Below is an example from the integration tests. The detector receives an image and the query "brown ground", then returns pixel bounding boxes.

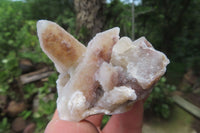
[143,106,197,133]
[192,119,200,133]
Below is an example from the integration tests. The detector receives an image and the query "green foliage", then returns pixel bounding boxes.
[186,56,200,76]
[19,110,32,120]
[33,73,57,131]
[166,62,186,85]
[56,9,76,36]
[27,0,74,20]
[22,73,58,132]
[144,77,176,119]
[22,72,57,100]
[16,20,51,63]
[105,0,132,37]
[23,83,38,100]
[101,115,111,129]
[0,0,24,55]
[0,0,51,99]
[0,51,20,96]
[33,96,56,132]
[0,0,23,96]
[0,117,10,133]
[46,73,58,88]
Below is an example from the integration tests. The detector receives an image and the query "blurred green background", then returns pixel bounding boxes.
[0,0,199,132]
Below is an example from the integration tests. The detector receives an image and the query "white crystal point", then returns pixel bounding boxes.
[112,37,132,54]
[37,20,169,121]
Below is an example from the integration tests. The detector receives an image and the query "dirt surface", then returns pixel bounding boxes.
[192,119,200,133]
[142,106,197,133]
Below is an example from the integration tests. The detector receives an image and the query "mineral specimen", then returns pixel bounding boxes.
[37,20,169,121]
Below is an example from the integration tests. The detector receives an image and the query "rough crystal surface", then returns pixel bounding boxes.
[37,20,170,121]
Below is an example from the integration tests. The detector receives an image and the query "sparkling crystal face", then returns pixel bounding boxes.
[37,20,170,121]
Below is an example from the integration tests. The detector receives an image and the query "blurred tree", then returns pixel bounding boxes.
[74,0,105,43]
[136,0,198,58]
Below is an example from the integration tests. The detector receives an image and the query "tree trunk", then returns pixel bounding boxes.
[74,0,105,43]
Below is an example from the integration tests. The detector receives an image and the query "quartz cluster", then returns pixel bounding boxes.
[37,20,169,121]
